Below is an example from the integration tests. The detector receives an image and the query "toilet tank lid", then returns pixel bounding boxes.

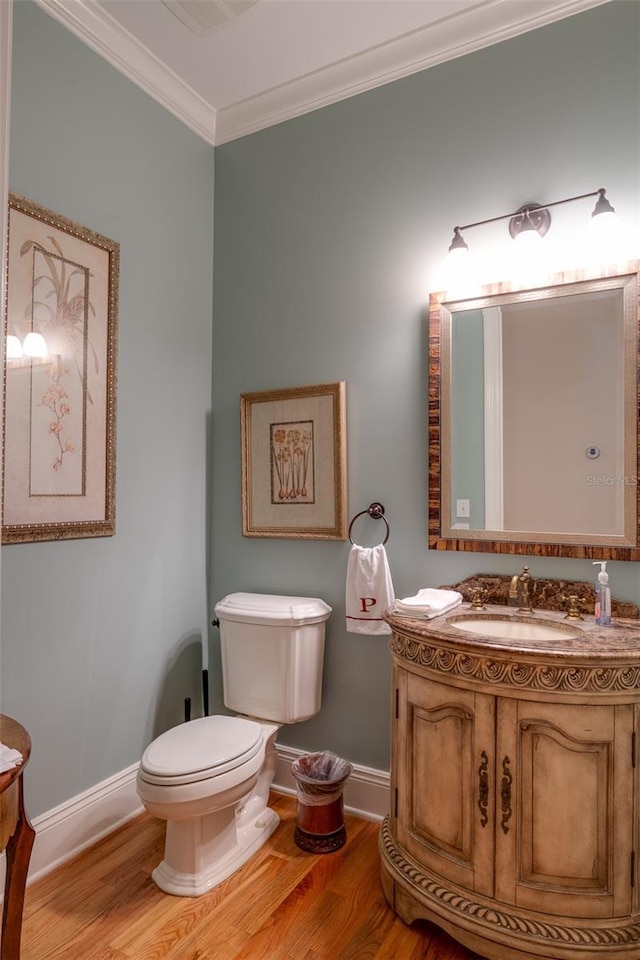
[215,592,331,626]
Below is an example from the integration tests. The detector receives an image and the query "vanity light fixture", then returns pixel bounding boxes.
[445,187,617,260]
[447,226,469,257]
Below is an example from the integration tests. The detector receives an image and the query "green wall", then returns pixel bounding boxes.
[3,1,214,816]
[211,1,640,771]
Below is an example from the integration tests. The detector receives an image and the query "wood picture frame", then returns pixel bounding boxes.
[3,193,119,543]
[241,381,347,539]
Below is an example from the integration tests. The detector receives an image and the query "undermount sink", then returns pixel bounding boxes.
[447,615,582,641]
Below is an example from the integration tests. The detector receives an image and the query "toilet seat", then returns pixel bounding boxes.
[139,715,263,786]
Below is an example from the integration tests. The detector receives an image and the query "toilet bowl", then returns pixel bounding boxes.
[137,714,280,896]
[137,592,331,896]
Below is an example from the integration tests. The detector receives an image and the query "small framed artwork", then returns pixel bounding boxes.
[241,381,347,539]
[3,193,119,544]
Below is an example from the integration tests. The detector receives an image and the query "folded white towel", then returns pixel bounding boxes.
[392,588,462,620]
[345,544,395,635]
[0,742,23,774]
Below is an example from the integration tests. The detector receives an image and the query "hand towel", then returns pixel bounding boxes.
[0,742,23,774]
[345,544,395,635]
[392,588,462,620]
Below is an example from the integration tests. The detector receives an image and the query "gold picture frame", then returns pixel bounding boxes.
[3,193,119,544]
[241,381,347,539]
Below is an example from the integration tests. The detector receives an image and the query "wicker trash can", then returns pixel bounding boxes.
[290,751,352,853]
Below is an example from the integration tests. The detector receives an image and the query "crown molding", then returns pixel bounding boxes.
[32,0,608,146]
[215,0,609,144]
[32,0,217,144]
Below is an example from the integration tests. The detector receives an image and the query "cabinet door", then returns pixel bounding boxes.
[495,699,634,919]
[395,670,495,896]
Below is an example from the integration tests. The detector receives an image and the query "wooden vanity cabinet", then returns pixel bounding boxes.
[394,672,496,898]
[380,613,640,960]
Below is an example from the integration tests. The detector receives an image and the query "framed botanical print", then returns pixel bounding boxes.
[3,193,119,543]
[241,381,347,539]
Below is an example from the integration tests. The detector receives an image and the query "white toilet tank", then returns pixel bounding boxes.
[214,592,331,724]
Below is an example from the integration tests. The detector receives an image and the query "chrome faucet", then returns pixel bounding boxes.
[509,565,534,612]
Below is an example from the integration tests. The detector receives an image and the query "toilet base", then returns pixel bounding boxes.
[152,805,280,897]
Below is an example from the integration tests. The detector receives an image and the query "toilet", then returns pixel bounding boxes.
[136,592,331,896]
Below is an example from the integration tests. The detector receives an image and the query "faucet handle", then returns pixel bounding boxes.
[562,594,585,621]
[469,587,487,610]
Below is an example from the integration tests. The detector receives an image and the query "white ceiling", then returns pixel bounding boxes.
[35,0,609,144]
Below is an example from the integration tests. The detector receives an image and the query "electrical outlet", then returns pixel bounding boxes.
[456,499,470,518]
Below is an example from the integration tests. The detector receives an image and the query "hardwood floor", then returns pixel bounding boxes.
[19,793,481,960]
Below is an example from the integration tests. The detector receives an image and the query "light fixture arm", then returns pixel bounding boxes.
[453,188,609,235]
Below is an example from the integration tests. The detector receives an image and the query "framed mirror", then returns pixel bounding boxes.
[428,263,640,559]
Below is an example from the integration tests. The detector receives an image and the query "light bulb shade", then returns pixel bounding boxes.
[448,228,469,254]
[589,190,619,249]
[591,189,615,219]
[508,204,551,244]
[22,331,48,358]
[513,222,544,247]
[587,194,622,263]
[6,335,24,359]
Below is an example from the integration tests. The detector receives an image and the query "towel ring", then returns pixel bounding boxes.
[348,502,390,546]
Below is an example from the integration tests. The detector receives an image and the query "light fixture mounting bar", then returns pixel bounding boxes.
[453,188,607,234]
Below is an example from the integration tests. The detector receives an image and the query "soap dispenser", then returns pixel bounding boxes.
[592,561,611,626]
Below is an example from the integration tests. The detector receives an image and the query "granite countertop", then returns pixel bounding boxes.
[385,602,640,661]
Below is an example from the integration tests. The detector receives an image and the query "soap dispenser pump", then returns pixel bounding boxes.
[592,561,611,626]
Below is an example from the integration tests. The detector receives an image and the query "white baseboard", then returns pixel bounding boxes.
[0,748,389,889]
[0,762,144,891]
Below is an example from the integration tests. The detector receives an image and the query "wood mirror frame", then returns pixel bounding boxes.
[428,262,640,560]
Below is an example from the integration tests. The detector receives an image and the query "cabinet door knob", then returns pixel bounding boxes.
[500,755,513,834]
[478,750,489,828]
